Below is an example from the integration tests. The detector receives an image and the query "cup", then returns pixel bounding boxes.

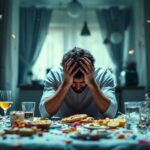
[10,111,24,125]
[124,101,140,129]
[139,101,150,129]
[22,102,35,121]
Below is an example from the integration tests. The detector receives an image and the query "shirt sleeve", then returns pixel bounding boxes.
[100,69,118,118]
[39,70,58,118]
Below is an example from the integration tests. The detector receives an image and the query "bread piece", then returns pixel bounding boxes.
[4,128,19,134]
[18,128,35,136]
[62,127,77,133]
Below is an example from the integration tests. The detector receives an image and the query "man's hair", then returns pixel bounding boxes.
[61,47,95,78]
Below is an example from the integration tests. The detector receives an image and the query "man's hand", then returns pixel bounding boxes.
[45,58,79,117]
[79,57,94,85]
[63,58,79,86]
[79,57,112,115]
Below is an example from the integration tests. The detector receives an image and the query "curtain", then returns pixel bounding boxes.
[144,0,150,92]
[0,0,12,89]
[96,7,130,84]
[18,7,52,84]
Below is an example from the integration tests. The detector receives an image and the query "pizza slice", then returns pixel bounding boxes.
[80,117,94,123]
[61,114,88,123]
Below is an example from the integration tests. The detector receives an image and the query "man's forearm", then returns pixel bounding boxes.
[45,82,70,116]
[87,79,110,113]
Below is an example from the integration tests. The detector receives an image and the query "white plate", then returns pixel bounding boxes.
[91,129,111,138]
[71,130,111,140]
[49,123,62,128]
[83,123,108,129]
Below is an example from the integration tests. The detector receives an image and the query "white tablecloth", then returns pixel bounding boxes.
[0,128,150,150]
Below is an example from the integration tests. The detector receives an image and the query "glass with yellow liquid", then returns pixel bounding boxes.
[0,101,13,112]
[0,90,13,127]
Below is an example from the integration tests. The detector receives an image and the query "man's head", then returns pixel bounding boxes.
[61,47,95,93]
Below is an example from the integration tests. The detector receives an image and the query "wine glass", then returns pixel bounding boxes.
[0,90,13,127]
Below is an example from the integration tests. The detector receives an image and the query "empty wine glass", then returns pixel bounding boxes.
[0,90,13,127]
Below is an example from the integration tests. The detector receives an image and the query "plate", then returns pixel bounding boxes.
[91,129,111,138]
[83,123,108,130]
[70,130,110,141]
[32,120,51,129]
[51,116,62,121]
[49,123,62,129]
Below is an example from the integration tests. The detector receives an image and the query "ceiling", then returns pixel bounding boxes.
[19,0,134,25]
[20,0,133,9]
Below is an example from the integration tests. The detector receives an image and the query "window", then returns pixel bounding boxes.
[32,10,115,80]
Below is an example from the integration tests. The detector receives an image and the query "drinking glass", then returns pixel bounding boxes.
[139,101,150,130]
[0,90,13,127]
[124,101,140,130]
[10,111,25,126]
[22,102,35,121]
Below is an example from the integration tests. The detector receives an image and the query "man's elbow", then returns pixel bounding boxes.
[104,102,118,118]
[39,101,51,118]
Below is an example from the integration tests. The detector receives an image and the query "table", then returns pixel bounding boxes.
[0,123,150,150]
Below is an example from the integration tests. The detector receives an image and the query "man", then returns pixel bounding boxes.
[39,47,117,118]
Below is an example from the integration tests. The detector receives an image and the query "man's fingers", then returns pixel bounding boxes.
[67,58,74,67]
[79,67,86,75]
[68,62,77,74]
[79,61,89,73]
[81,58,93,71]
[84,57,91,64]
[72,68,80,76]
[64,58,74,72]
[63,58,71,71]
[64,58,71,66]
